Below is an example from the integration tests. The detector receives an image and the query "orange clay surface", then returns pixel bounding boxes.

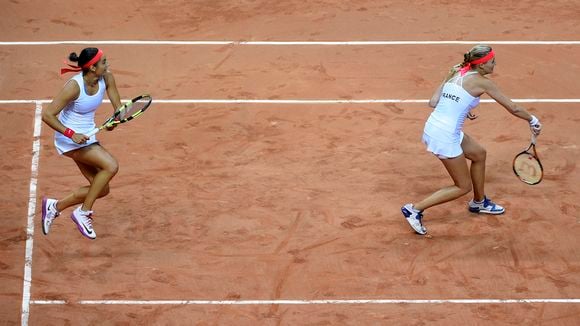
[1,0,579,325]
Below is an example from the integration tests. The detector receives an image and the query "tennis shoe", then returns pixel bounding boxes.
[41,197,60,235]
[71,207,96,239]
[401,204,427,235]
[468,196,505,215]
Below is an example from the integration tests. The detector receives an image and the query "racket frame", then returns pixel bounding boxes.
[512,134,543,185]
[86,94,152,137]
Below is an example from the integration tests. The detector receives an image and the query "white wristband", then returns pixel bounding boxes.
[529,115,539,126]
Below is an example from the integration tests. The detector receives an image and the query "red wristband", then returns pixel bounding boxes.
[63,128,75,138]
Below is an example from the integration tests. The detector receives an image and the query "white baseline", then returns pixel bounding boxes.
[2,40,580,46]
[30,299,580,305]
[1,99,580,105]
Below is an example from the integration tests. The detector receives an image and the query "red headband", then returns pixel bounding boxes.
[459,50,495,76]
[60,49,104,75]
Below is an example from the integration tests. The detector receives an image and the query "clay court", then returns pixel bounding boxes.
[1,0,579,325]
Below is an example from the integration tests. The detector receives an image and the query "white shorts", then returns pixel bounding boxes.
[54,132,98,155]
[422,131,464,159]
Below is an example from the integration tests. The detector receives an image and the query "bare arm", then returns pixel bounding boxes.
[482,78,542,134]
[429,82,445,108]
[483,79,533,121]
[104,72,122,111]
[429,66,460,108]
[41,81,89,144]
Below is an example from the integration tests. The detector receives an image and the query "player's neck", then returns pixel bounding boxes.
[82,73,99,86]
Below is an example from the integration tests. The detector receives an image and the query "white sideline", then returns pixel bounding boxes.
[20,102,43,326]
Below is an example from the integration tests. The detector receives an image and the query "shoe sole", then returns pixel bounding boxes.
[468,207,505,215]
[41,197,48,235]
[70,214,96,240]
[405,217,427,235]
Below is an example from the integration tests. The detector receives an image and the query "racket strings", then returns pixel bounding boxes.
[514,153,542,184]
[119,99,149,120]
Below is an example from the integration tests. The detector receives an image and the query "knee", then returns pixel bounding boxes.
[103,160,119,175]
[458,181,473,195]
[472,148,487,162]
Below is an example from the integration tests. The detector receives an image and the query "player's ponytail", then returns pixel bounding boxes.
[68,52,80,63]
[61,47,102,75]
[444,45,493,81]
[69,48,99,69]
[459,45,493,70]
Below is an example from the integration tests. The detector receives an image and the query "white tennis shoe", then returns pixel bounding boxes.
[401,204,427,235]
[468,196,505,215]
[71,207,96,239]
[41,197,60,235]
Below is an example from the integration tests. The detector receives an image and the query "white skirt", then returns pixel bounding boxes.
[422,130,464,159]
[54,132,98,155]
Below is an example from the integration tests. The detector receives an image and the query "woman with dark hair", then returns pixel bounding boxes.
[41,48,122,240]
[401,45,543,235]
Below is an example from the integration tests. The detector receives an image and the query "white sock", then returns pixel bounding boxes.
[474,197,485,204]
[409,204,421,213]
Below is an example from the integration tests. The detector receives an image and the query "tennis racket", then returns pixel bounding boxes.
[513,134,543,185]
[86,94,152,137]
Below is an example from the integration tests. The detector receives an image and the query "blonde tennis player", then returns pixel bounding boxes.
[402,45,542,235]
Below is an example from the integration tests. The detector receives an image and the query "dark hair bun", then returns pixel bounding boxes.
[463,52,470,63]
[68,52,79,62]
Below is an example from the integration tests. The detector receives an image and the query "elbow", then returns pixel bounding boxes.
[428,100,438,108]
[41,110,55,123]
[41,110,50,123]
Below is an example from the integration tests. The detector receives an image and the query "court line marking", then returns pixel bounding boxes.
[2,40,580,46]
[5,37,573,323]
[1,99,580,105]
[20,102,43,326]
[30,299,580,305]
[15,100,579,320]
[8,37,576,322]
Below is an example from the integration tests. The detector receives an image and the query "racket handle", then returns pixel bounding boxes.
[86,128,100,137]
[531,133,537,145]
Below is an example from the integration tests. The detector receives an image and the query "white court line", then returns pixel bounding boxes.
[1,99,580,105]
[30,299,580,305]
[2,40,580,46]
[20,102,43,326]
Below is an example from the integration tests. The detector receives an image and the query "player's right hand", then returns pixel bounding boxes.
[531,122,542,136]
[71,133,89,144]
[529,115,542,136]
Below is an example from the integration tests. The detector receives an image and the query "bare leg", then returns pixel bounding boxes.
[461,133,487,202]
[55,160,110,211]
[61,144,118,211]
[413,154,473,211]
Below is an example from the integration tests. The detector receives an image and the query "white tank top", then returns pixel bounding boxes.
[58,73,106,134]
[424,72,480,140]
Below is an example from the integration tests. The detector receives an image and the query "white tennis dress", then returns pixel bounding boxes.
[54,73,105,155]
[422,72,480,159]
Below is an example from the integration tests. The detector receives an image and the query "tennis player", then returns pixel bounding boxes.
[41,48,121,239]
[402,45,543,235]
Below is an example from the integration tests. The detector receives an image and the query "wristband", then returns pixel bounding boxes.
[529,115,539,126]
[63,128,75,138]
